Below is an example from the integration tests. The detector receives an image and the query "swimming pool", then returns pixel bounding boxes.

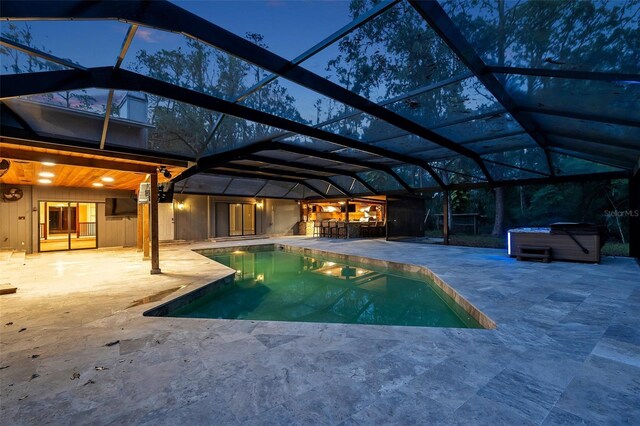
[160,247,483,329]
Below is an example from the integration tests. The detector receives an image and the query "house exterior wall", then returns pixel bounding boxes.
[0,185,31,252]
[0,185,137,253]
[170,194,300,241]
[174,194,209,241]
[1,185,301,252]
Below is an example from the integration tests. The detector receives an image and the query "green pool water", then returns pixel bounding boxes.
[170,250,481,328]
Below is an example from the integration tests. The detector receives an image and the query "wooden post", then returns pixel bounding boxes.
[150,172,161,274]
[76,203,80,238]
[142,203,150,260]
[443,191,450,245]
[630,170,639,260]
[345,200,350,238]
[43,202,48,240]
[137,202,143,251]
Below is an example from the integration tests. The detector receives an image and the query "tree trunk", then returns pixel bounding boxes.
[608,195,626,244]
[492,187,505,236]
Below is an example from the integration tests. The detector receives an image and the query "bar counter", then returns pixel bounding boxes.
[299,221,384,238]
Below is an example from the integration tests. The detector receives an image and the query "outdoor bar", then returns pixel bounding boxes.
[299,197,386,238]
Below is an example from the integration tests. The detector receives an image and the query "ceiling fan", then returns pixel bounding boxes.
[2,186,24,202]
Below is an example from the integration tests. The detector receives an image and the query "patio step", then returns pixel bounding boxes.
[517,245,551,263]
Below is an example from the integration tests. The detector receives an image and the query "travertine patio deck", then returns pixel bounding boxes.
[1,237,638,424]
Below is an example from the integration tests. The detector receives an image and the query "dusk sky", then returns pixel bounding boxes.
[1,1,354,68]
[1,1,359,121]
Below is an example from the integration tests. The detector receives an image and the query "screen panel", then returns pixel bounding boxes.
[442,0,639,74]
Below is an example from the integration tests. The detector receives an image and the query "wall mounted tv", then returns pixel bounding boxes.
[105,197,138,217]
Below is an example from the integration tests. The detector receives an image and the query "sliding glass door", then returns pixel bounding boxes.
[39,201,97,251]
[229,203,256,236]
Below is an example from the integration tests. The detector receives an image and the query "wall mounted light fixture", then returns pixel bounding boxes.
[158,166,172,179]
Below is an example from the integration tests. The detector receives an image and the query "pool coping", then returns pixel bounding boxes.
[144,243,496,330]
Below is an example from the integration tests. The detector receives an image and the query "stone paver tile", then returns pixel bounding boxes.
[555,376,640,424]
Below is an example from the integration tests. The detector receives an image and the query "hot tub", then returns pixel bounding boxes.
[508,223,606,263]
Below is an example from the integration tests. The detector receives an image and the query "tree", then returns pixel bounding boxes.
[131,34,306,158]
[1,23,97,112]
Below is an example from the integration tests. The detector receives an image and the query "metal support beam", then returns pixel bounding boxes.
[0,0,490,184]
[282,183,301,199]
[262,141,419,194]
[199,170,325,199]
[173,141,271,182]
[445,170,629,191]
[405,129,527,158]
[0,36,87,71]
[487,66,640,83]
[202,0,399,149]
[254,72,475,147]
[0,67,446,189]
[296,104,505,148]
[442,190,450,245]
[518,106,640,128]
[482,158,550,177]
[630,165,640,260]
[410,0,555,177]
[547,147,633,171]
[115,24,138,69]
[547,143,637,170]
[287,71,475,137]
[99,90,114,150]
[213,163,352,197]
[1,128,190,167]
[0,102,37,135]
[253,180,270,197]
[100,24,139,150]
[245,154,380,195]
[545,129,640,153]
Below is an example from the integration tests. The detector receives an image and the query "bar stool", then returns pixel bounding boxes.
[337,221,347,239]
[312,221,322,237]
[329,221,338,238]
[362,220,376,238]
[321,220,330,237]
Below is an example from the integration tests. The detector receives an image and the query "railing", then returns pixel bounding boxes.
[78,222,96,237]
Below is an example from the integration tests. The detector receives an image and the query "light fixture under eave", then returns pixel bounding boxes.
[102,177,115,182]
[39,171,55,178]
[158,166,172,179]
[38,178,52,184]
[256,201,264,209]
[41,162,56,167]
[177,201,185,210]
[92,182,104,187]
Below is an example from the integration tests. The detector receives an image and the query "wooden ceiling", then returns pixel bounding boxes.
[0,142,184,191]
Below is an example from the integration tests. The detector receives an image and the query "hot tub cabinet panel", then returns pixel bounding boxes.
[508,229,601,263]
